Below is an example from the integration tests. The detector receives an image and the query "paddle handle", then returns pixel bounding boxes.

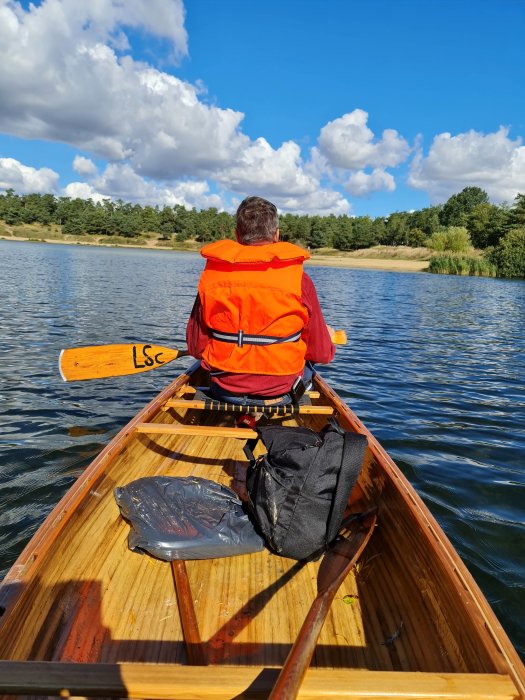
[331,329,347,345]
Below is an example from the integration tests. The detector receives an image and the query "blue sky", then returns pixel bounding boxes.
[0,0,524,217]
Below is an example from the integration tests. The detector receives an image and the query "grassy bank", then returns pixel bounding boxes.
[428,254,497,276]
[0,221,433,272]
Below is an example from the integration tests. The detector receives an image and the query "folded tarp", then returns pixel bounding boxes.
[114,476,265,561]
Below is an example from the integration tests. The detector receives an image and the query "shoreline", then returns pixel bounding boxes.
[0,235,431,273]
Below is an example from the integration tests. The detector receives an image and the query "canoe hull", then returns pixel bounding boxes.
[0,364,523,698]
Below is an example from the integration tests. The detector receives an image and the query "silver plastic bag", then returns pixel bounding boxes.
[114,476,264,560]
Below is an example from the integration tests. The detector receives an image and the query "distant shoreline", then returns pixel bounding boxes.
[0,234,431,273]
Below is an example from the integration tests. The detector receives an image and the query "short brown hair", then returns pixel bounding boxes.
[235,196,279,244]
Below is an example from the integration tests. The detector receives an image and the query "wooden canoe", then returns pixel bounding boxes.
[0,362,523,699]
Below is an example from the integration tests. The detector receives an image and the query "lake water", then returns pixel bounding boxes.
[0,239,524,658]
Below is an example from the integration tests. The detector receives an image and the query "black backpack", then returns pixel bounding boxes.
[244,419,367,561]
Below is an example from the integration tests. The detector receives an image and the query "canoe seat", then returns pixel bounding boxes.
[163,397,334,416]
[163,387,333,416]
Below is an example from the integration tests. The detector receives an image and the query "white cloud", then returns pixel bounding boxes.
[318,109,411,170]
[0,0,352,215]
[73,156,98,177]
[409,126,525,204]
[0,1,234,171]
[345,169,395,196]
[274,190,351,216]
[0,157,59,193]
[62,181,108,203]
[91,163,224,210]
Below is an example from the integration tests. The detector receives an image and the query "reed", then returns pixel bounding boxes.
[428,254,497,277]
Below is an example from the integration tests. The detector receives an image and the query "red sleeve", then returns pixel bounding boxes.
[186,295,211,358]
[301,273,335,364]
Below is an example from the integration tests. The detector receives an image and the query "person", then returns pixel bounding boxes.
[186,196,335,405]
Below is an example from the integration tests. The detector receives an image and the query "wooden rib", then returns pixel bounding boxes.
[170,561,206,666]
[0,662,518,699]
[135,423,258,438]
[163,398,333,415]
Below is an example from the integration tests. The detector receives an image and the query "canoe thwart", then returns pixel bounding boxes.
[135,423,258,439]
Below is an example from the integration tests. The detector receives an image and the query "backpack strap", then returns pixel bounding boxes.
[326,431,368,544]
[243,436,259,462]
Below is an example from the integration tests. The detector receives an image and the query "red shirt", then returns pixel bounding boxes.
[186,272,335,396]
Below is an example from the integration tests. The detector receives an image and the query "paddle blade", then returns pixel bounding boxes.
[331,329,347,345]
[59,343,183,382]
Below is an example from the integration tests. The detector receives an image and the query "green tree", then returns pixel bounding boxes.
[440,187,489,227]
[467,203,509,248]
[140,205,160,232]
[306,217,327,249]
[333,217,354,250]
[58,198,96,234]
[322,215,339,248]
[278,213,295,241]
[83,204,110,235]
[352,216,375,248]
[158,206,177,238]
[406,228,427,246]
[508,193,525,228]
[19,193,57,225]
[371,217,386,245]
[294,216,311,244]
[489,226,525,278]
[426,226,472,253]
[0,189,23,224]
[408,206,441,237]
[384,212,410,245]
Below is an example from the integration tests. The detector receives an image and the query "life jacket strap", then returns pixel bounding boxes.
[210,328,303,348]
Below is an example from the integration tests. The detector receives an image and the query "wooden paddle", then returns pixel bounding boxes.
[269,510,377,700]
[59,330,347,382]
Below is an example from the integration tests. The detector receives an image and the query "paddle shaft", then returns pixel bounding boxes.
[269,512,377,700]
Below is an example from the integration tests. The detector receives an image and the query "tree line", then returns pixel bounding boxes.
[1,186,525,252]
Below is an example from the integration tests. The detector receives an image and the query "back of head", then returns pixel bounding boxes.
[236,196,279,244]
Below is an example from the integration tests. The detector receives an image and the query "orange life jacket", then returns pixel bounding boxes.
[198,239,310,376]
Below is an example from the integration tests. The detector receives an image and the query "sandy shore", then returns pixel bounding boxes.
[1,235,430,272]
[306,256,429,272]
